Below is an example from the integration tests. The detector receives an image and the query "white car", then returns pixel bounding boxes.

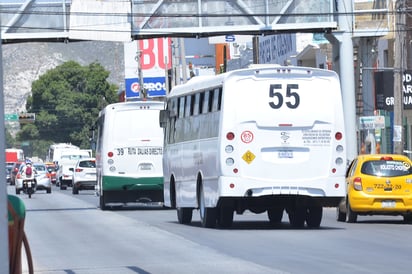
[71,158,97,194]
[15,163,52,194]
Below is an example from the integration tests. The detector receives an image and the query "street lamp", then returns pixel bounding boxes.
[393,0,406,154]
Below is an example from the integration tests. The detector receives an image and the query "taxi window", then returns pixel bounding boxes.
[361,160,412,177]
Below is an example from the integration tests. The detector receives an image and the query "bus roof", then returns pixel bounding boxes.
[168,65,339,98]
[99,100,165,116]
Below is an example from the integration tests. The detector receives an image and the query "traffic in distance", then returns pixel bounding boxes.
[7,65,412,229]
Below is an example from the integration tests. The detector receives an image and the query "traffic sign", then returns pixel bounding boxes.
[5,113,18,121]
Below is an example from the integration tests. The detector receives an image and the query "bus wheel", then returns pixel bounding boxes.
[199,185,216,228]
[177,207,193,224]
[346,200,357,223]
[288,206,306,228]
[306,206,322,228]
[99,194,107,211]
[217,206,233,228]
[267,207,284,224]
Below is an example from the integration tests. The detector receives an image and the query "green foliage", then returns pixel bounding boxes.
[17,61,118,156]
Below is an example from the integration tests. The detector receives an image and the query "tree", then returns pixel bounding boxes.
[18,61,118,157]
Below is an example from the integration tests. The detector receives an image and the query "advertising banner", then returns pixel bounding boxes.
[124,38,171,99]
[375,70,412,110]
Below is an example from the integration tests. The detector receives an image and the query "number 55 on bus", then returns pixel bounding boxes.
[159,65,347,228]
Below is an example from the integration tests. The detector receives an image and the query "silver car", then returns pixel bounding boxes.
[15,163,52,194]
[71,158,97,194]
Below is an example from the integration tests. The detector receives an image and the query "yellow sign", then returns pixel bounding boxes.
[242,150,255,164]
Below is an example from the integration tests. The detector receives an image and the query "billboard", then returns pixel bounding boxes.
[374,70,412,110]
[124,38,171,99]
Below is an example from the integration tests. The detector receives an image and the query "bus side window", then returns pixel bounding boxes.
[185,95,192,117]
[212,88,222,112]
[178,97,185,118]
[170,98,178,117]
[202,91,210,114]
[198,92,204,114]
[190,94,196,116]
[193,93,200,115]
[208,89,214,112]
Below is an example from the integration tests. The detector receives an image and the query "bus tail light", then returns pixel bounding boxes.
[226,158,234,166]
[108,151,114,157]
[353,177,363,191]
[226,132,235,140]
[335,132,343,141]
[225,145,234,153]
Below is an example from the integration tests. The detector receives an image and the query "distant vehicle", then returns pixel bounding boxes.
[5,148,24,163]
[72,158,97,194]
[15,162,52,194]
[6,167,11,184]
[47,143,80,164]
[96,100,164,210]
[10,161,24,186]
[160,65,347,228]
[6,162,14,183]
[337,154,412,223]
[56,150,92,190]
[45,162,58,184]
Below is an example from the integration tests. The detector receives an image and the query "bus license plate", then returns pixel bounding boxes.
[278,150,293,158]
[381,200,396,208]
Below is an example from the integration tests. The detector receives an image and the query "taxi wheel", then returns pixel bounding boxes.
[336,207,346,222]
[403,214,412,223]
[346,201,357,223]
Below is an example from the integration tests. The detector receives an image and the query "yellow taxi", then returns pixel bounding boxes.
[337,154,412,223]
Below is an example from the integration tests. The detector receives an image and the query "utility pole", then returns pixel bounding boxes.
[393,0,407,154]
[0,20,9,273]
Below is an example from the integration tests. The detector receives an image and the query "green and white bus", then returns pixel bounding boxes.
[96,101,164,209]
[160,65,347,228]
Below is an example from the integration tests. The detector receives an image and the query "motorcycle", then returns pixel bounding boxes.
[22,177,36,198]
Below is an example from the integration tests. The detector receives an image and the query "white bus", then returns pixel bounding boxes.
[47,143,80,163]
[96,100,165,210]
[159,65,347,228]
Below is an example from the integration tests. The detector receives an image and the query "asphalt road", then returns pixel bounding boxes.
[7,185,412,274]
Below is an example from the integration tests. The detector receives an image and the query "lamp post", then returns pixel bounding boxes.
[393,0,406,154]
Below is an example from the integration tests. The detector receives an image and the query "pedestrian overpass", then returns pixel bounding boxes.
[1,0,339,43]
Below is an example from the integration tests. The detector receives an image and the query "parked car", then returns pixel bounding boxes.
[337,154,412,223]
[15,162,52,194]
[10,161,23,185]
[71,158,97,194]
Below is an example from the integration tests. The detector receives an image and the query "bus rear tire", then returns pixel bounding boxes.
[199,185,216,228]
[99,194,107,210]
[177,207,193,224]
[288,206,306,228]
[306,206,322,228]
[268,207,284,224]
[217,206,234,228]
